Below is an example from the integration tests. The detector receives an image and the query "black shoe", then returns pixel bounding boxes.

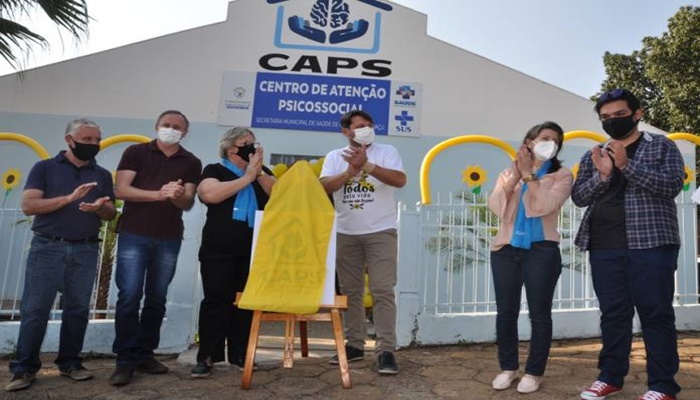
[231,357,258,372]
[59,364,93,381]
[109,365,134,386]
[377,351,398,375]
[329,345,365,365]
[136,357,169,374]
[191,361,213,378]
[4,372,35,392]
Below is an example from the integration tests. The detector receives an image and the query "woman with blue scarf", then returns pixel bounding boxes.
[488,121,573,394]
[191,127,275,378]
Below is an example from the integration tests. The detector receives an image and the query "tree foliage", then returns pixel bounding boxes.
[596,6,700,135]
[0,0,89,68]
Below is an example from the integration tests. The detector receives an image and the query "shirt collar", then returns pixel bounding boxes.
[148,139,186,158]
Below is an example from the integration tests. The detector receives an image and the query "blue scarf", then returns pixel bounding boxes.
[221,158,258,228]
[510,160,552,249]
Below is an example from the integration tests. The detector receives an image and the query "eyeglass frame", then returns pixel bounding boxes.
[235,141,262,149]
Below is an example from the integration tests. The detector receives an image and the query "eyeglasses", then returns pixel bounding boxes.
[598,88,627,103]
[236,142,261,149]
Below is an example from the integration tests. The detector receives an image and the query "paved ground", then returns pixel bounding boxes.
[0,324,698,399]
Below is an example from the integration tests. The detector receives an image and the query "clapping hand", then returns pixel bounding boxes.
[342,145,368,171]
[79,196,110,213]
[245,147,264,179]
[591,145,614,180]
[605,140,628,170]
[160,179,185,200]
[68,182,98,203]
[515,145,533,177]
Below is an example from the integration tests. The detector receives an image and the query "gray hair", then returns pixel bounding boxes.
[219,127,254,158]
[65,118,100,136]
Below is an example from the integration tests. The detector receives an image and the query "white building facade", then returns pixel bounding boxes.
[0,0,697,353]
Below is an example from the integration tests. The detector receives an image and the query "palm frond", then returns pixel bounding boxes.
[36,0,89,37]
[0,17,45,65]
[0,0,88,69]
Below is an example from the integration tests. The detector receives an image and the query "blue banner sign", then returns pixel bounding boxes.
[218,71,421,137]
[253,72,390,133]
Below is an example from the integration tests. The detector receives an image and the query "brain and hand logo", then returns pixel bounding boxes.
[269,0,392,46]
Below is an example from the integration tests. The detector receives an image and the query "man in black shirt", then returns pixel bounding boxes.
[574,89,684,400]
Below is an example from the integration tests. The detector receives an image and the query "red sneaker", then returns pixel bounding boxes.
[637,391,676,400]
[580,380,623,400]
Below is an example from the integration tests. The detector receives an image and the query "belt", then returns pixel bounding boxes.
[35,232,101,243]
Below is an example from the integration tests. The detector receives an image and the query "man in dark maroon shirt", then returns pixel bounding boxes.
[109,110,201,386]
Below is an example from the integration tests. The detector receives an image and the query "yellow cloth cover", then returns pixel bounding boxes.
[238,161,335,314]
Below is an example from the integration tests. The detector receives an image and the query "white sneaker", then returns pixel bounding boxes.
[492,370,518,390]
[517,374,541,393]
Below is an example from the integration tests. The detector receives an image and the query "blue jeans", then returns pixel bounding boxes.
[590,246,680,396]
[10,235,99,374]
[490,242,562,375]
[112,232,181,365]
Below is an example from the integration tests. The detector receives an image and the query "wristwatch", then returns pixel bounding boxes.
[521,173,538,183]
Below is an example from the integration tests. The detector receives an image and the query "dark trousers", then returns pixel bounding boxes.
[10,235,99,374]
[196,255,252,363]
[590,246,680,396]
[490,242,562,376]
[112,233,181,365]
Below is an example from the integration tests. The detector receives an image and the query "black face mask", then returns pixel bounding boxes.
[235,143,257,162]
[70,140,100,161]
[602,114,638,140]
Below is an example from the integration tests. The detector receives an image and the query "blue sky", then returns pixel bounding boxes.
[396,0,700,97]
[1,0,698,98]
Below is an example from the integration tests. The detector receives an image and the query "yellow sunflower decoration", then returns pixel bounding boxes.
[462,165,488,195]
[683,165,694,191]
[2,168,22,207]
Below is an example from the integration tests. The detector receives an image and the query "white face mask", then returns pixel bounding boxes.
[352,126,375,145]
[157,127,183,145]
[533,140,558,161]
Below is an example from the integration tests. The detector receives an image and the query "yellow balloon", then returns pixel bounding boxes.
[363,273,373,308]
[270,163,289,178]
[310,160,323,177]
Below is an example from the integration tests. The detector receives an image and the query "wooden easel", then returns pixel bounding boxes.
[236,293,351,389]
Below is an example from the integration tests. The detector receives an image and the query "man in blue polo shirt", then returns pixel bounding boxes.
[5,118,116,392]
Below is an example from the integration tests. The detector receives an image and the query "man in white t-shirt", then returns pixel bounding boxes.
[320,110,406,375]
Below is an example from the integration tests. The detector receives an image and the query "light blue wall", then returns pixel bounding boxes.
[3,111,599,205]
[2,111,697,351]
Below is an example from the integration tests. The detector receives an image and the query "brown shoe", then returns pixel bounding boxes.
[135,357,169,374]
[4,372,35,392]
[109,365,134,386]
[60,365,93,381]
